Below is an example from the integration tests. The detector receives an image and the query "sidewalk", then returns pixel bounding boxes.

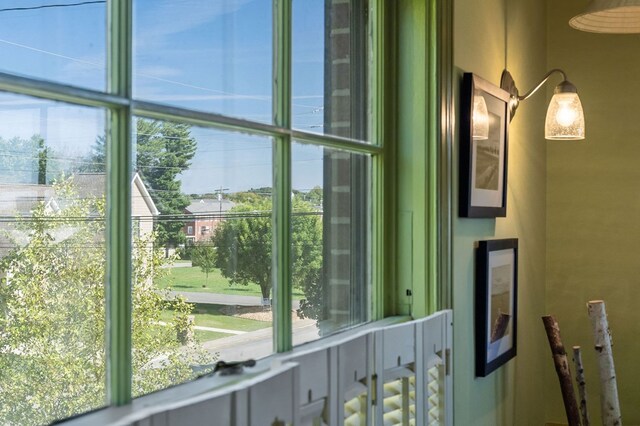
[168,290,301,310]
[201,318,319,361]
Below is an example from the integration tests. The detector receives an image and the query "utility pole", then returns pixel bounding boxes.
[215,186,230,216]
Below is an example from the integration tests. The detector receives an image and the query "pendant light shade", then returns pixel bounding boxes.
[570,0,640,33]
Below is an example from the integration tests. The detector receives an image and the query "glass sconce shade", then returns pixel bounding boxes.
[570,0,640,33]
[545,92,585,140]
[473,94,489,140]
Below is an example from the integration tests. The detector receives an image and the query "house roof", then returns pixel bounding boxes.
[0,173,159,259]
[71,172,160,216]
[185,198,235,215]
[0,184,56,215]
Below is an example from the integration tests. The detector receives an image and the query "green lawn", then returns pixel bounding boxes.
[161,303,271,343]
[158,266,305,299]
[195,330,229,342]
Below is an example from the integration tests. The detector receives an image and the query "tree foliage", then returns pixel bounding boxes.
[0,177,214,425]
[296,186,323,207]
[136,119,197,249]
[0,135,63,184]
[212,197,323,317]
[85,119,198,249]
[191,241,217,285]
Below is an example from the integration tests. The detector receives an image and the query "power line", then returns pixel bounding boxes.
[0,1,105,13]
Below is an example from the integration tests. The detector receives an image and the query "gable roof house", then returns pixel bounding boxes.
[72,173,160,238]
[0,173,158,260]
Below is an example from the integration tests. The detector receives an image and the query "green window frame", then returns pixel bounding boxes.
[0,0,455,421]
[0,0,386,411]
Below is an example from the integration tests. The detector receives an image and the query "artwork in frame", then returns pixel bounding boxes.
[459,73,510,218]
[475,238,518,377]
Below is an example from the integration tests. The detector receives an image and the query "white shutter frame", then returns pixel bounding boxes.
[80,312,452,426]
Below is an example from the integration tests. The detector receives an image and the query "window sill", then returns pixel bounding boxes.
[59,316,411,426]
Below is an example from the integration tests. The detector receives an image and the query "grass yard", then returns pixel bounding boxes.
[158,266,305,299]
[195,330,229,342]
[161,303,271,343]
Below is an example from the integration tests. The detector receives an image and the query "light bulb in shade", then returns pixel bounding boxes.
[473,94,489,140]
[545,83,585,140]
[555,99,578,127]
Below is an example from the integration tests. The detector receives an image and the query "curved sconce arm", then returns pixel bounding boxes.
[517,69,568,101]
[501,69,569,120]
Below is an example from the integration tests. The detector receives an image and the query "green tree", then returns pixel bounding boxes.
[228,191,263,204]
[212,198,322,312]
[82,135,106,172]
[0,177,214,425]
[84,120,197,250]
[0,135,63,184]
[191,241,217,285]
[301,185,323,207]
[136,119,197,249]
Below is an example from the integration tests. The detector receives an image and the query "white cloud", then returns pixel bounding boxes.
[134,0,257,50]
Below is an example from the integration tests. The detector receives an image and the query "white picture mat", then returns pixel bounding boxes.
[486,248,514,363]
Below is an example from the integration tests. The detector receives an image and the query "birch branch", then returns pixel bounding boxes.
[573,346,590,426]
[542,315,581,426]
[587,300,622,426]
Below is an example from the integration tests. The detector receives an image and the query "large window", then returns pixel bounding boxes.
[0,0,381,424]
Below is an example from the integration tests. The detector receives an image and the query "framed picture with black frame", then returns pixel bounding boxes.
[460,73,510,218]
[475,238,518,377]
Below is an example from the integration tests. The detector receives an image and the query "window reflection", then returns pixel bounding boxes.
[0,94,107,425]
[133,0,273,123]
[292,143,370,346]
[293,0,369,142]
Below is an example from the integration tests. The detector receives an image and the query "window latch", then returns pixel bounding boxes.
[213,359,257,376]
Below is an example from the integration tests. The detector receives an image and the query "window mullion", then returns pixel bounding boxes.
[106,0,133,405]
[272,0,292,353]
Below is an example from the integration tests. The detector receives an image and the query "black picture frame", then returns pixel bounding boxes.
[475,238,518,377]
[460,73,510,218]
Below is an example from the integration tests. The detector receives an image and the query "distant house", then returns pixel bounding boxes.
[0,173,159,259]
[72,173,160,238]
[0,184,58,258]
[183,198,235,244]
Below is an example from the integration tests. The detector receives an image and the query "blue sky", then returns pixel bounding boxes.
[0,0,328,193]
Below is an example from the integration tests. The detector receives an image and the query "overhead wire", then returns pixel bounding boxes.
[0,1,105,14]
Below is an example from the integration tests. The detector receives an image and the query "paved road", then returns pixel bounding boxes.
[168,290,301,310]
[167,290,312,361]
[202,318,320,361]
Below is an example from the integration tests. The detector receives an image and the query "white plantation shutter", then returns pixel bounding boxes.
[382,374,415,426]
[113,311,452,426]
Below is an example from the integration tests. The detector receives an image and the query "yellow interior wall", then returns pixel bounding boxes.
[546,1,640,424]
[453,0,548,424]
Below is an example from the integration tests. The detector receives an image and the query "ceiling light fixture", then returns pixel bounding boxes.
[570,0,640,33]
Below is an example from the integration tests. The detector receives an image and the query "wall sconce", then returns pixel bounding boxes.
[499,69,585,140]
[570,0,640,33]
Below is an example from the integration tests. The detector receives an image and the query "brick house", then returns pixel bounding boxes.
[183,198,235,244]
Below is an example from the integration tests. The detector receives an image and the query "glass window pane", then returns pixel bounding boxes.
[293,0,369,142]
[131,118,274,397]
[0,94,106,424]
[133,0,273,124]
[0,1,106,90]
[292,143,370,346]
